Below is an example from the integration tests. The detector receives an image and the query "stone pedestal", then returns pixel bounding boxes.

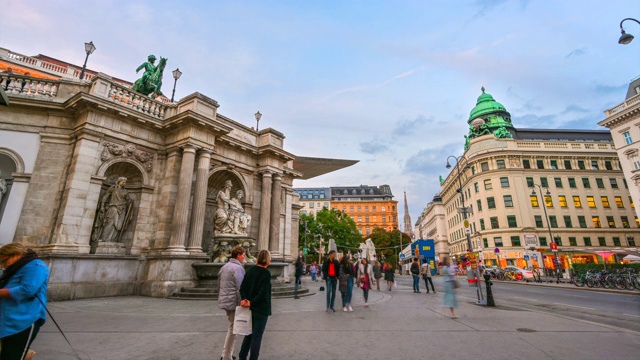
[95,242,126,255]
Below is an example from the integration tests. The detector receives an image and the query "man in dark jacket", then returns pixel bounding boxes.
[322,250,340,312]
[294,254,304,299]
[410,257,421,293]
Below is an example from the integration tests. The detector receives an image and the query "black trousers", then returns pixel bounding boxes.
[423,276,435,292]
[238,313,269,360]
[1,318,45,360]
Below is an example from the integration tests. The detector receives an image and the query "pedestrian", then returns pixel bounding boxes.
[373,261,382,291]
[310,262,318,282]
[420,260,436,293]
[384,263,395,291]
[410,257,421,293]
[0,243,49,360]
[442,257,458,319]
[338,254,354,312]
[238,250,272,360]
[218,245,246,360]
[294,254,303,299]
[322,250,340,313]
[357,258,375,307]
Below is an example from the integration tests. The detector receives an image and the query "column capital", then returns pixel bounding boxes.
[261,171,273,178]
[272,172,283,181]
[180,143,199,154]
[196,148,214,157]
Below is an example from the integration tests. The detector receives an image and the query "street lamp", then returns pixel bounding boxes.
[446,155,483,303]
[170,68,182,102]
[255,111,262,131]
[618,18,640,45]
[79,41,96,80]
[531,184,556,283]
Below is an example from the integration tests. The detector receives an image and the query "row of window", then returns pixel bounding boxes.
[352,215,396,223]
[468,214,640,232]
[472,158,618,174]
[474,176,626,193]
[332,205,396,212]
[529,195,634,209]
[334,188,376,196]
[482,235,636,248]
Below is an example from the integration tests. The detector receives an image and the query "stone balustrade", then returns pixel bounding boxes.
[90,76,170,119]
[0,73,58,98]
[605,92,640,117]
[0,47,95,81]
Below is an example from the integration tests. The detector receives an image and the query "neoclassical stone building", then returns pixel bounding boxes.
[0,47,349,300]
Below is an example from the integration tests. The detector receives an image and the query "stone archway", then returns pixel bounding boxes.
[202,170,249,253]
[90,162,144,254]
[0,153,18,227]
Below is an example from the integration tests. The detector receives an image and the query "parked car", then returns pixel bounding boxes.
[478,265,499,276]
[503,266,534,281]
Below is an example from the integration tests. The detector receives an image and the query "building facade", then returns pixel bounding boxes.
[598,77,640,219]
[0,46,351,300]
[330,185,398,235]
[441,88,639,271]
[414,194,449,263]
[293,187,330,217]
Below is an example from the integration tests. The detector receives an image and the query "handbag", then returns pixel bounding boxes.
[233,306,253,336]
[451,279,460,289]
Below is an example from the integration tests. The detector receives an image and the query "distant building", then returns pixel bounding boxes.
[402,191,414,239]
[414,194,448,263]
[293,187,331,217]
[441,88,638,271]
[598,76,640,219]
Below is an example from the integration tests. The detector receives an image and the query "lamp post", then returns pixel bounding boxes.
[531,184,554,283]
[618,18,640,45]
[446,155,483,304]
[79,41,96,80]
[170,68,182,102]
[255,111,262,131]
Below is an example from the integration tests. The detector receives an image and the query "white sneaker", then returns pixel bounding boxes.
[364,303,369,307]
[343,307,348,312]
[348,305,353,312]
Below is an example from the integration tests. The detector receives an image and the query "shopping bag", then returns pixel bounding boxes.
[393,280,397,288]
[233,306,252,336]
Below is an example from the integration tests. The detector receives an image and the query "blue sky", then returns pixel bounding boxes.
[2,0,639,228]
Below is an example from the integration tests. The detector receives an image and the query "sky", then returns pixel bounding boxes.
[2,0,639,229]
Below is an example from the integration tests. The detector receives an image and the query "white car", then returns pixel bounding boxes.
[503,266,534,280]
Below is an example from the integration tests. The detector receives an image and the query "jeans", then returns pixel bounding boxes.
[238,313,269,360]
[412,274,420,292]
[294,275,301,297]
[326,277,337,309]
[340,277,353,306]
[423,276,435,292]
[0,318,44,360]
[311,272,317,281]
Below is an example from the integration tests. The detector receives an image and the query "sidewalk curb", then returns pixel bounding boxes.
[494,280,639,295]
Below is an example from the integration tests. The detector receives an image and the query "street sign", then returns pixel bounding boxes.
[303,248,308,255]
[399,253,406,260]
[494,247,500,254]
[463,220,469,228]
[523,233,539,248]
[524,255,530,260]
[532,254,537,260]
[550,242,558,252]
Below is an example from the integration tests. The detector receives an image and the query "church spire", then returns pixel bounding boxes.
[403,191,413,239]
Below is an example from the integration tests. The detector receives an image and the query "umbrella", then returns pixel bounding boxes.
[623,254,640,262]
[595,251,616,269]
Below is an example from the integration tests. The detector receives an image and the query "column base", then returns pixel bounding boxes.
[37,244,91,254]
[95,242,127,255]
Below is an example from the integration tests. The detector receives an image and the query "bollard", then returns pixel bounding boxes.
[483,274,495,307]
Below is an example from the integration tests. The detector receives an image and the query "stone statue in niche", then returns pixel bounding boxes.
[92,177,134,244]
[213,180,251,235]
[0,170,7,208]
[242,240,257,264]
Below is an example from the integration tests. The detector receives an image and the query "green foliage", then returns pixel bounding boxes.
[298,208,361,257]
[572,263,640,274]
[367,228,410,266]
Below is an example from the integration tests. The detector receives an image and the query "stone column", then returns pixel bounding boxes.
[269,173,282,255]
[258,171,272,251]
[167,144,197,252]
[186,149,212,253]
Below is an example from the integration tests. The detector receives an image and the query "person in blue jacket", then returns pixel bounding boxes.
[0,242,49,360]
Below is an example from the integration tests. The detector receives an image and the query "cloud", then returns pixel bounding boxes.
[565,47,587,58]
[359,140,390,154]
[392,115,431,137]
[404,143,462,177]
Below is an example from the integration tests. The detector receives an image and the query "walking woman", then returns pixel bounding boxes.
[338,255,354,312]
[310,262,318,282]
[442,257,458,319]
[373,261,382,291]
[357,258,375,307]
[383,263,395,291]
[0,243,49,360]
[238,250,272,360]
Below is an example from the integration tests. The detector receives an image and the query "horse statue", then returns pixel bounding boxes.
[132,56,167,98]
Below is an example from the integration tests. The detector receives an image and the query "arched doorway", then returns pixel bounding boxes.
[0,153,17,223]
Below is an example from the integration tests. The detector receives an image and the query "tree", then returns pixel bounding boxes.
[367,228,411,268]
[298,208,361,258]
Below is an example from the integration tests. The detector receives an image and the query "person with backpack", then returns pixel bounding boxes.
[410,257,421,293]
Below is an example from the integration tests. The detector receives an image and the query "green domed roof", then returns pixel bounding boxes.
[468,87,508,122]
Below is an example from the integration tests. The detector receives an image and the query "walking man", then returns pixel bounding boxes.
[217,245,246,360]
[410,257,421,293]
[294,254,304,299]
[421,260,436,293]
[322,250,340,312]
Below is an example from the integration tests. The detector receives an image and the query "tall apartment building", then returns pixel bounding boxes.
[599,77,640,219]
[331,185,398,235]
[441,88,639,270]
